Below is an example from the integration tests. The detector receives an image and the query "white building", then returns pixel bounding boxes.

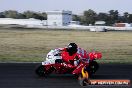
[70,21,80,25]
[46,10,72,26]
[0,18,46,26]
[0,10,72,27]
[114,23,131,27]
[95,21,106,26]
[89,21,107,32]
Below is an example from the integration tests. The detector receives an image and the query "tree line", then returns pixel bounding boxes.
[0,9,132,26]
[73,9,132,26]
[0,10,47,20]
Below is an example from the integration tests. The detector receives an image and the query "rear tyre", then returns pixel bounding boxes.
[35,65,46,77]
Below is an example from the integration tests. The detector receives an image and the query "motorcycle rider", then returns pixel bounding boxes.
[60,43,89,67]
[44,43,102,75]
[45,43,89,67]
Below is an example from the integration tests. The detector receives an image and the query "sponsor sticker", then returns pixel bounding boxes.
[89,79,130,86]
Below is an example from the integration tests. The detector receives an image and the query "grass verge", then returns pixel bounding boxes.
[0,28,132,63]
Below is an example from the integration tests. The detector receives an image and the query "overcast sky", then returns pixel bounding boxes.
[0,0,131,15]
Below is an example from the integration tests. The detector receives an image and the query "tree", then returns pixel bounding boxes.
[23,11,36,19]
[81,9,97,25]
[41,12,47,20]
[0,12,5,18]
[123,12,129,23]
[17,13,26,19]
[3,10,19,18]
[108,10,119,25]
[128,14,132,23]
[97,13,109,25]
[35,12,47,20]
[72,14,80,21]
[23,11,47,20]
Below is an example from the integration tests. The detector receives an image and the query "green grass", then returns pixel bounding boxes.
[0,28,132,63]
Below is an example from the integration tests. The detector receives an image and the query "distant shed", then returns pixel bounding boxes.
[0,18,47,26]
[90,21,107,32]
[95,21,106,26]
[114,23,131,27]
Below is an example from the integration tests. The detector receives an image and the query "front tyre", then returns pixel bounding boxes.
[85,61,99,77]
[89,61,99,74]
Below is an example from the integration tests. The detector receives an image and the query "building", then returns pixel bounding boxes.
[0,18,46,26]
[95,21,106,26]
[46,10,72,26]
[0,10,72,27]
[89,21,107,32]
[70,21,80,25]
[114,23,131,27]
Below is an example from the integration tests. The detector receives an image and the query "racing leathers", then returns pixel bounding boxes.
[60,47,89,67]
[45,47,89,68]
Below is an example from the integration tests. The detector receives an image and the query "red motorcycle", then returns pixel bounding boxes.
[35,51,102,86]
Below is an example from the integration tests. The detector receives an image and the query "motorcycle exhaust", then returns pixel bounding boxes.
[78,67,91,86]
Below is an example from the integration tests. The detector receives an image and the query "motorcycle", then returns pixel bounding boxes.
[35,49,102,86]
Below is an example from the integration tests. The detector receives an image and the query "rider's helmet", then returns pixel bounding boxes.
[67,43,78,55]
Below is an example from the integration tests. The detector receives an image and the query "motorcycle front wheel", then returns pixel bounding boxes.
[85,61,99,77]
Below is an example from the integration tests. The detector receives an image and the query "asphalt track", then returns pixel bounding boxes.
[0,63,131,88]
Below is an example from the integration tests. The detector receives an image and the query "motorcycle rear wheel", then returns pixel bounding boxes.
[35,65,46,77]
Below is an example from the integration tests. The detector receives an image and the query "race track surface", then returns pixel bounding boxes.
[0,63,131,88]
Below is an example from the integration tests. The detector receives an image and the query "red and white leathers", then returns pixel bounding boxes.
[61,47,89,67]
[45,47,89,68]
[77,47,89,59]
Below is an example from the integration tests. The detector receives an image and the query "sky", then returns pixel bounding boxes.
[0,0,131,15]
